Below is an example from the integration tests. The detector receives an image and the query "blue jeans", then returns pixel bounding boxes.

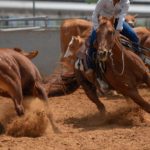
[87,19,140,69]
[114,19,140,52]
[87,29,97,69]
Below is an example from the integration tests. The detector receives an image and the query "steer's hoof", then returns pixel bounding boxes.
[16,105,25,116]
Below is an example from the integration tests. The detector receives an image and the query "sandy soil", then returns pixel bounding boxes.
[0,87,150,150]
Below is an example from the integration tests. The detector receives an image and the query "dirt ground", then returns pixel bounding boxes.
[0,87,150,150]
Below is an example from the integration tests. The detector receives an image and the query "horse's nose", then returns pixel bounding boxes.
[98,49,107,56]
[97,48,108,61]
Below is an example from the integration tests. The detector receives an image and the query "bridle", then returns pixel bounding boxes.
[96,29,125,76]
[109,35,125,76]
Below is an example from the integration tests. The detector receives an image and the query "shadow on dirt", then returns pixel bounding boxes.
[64,106,149,131]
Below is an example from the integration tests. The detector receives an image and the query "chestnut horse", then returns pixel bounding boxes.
[68,17,150,114]
[60,16,150,79]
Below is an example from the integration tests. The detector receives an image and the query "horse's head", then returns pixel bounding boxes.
[96,17,115,62]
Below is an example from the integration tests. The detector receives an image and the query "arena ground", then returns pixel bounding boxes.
[0,86,150,150]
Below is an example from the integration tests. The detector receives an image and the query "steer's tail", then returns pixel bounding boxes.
[34,81,48,100]
[34,81,61,133]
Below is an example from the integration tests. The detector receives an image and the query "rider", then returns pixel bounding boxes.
[86,0,140,78]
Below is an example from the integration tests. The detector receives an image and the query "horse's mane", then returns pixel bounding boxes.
[99,16,115,27]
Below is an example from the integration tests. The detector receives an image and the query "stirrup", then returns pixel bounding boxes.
[138,53,150,65]
[96,78,109,90]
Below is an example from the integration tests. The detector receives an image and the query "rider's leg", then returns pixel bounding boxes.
[87,29,97,69]
[85,29,108,90]
[121,21,140,53]
[119,21,150,66]
[85,29,97,82]
[114,19,140,53]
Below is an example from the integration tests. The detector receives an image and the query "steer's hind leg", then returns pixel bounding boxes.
[11,85,24,116]
[76,70,105,113]
[0,76,24,116]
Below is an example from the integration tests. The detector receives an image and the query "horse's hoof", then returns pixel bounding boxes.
[98,106,106,115]
[0,123,5,134]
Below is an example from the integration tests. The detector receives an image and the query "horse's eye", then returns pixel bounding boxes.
[108,30,114,35]
[113,31,115,35]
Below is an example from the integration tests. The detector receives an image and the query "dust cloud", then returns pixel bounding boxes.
[0,97,51,137]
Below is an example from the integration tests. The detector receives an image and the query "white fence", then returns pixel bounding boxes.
[0,27,61,76]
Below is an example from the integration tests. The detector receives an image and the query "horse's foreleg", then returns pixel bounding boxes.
[83,83,105,113]
[76,70,105,113]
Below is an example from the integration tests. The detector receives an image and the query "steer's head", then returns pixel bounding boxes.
[125,14,137,28]
[64,35,86,58]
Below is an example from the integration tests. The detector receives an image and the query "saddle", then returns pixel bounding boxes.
[120,36,150,66]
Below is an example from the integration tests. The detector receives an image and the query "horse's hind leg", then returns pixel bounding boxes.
[124,89,150,113]
[143,72,150,87]
[76,71,105,113]
[0,122,5,134]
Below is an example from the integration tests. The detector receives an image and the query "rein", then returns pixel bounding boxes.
[109,35,125,76]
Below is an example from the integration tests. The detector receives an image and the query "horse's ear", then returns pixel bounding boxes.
[110,17,115,25]
[99,16,108,24]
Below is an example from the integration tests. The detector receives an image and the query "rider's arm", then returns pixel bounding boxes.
[92,0,104,30]
[116,0,130,31]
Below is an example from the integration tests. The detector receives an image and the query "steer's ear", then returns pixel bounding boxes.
[134,14,138,18]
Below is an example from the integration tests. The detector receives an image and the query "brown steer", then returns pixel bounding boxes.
[0,48,47,116]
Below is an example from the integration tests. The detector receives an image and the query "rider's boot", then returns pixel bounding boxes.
[85,68,94,83]
[85,49,95,83]
[85,48,109,92]
[139,54,150,66]
[133,44,144,61]
[134,45,150,66]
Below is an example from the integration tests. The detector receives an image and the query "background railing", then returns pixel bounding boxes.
[0,16,90,29]
[0,0,150,29]
[0,16,150,29]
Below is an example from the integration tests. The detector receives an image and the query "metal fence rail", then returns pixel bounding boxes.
[0,15,150,29]
[0,16,90,29]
